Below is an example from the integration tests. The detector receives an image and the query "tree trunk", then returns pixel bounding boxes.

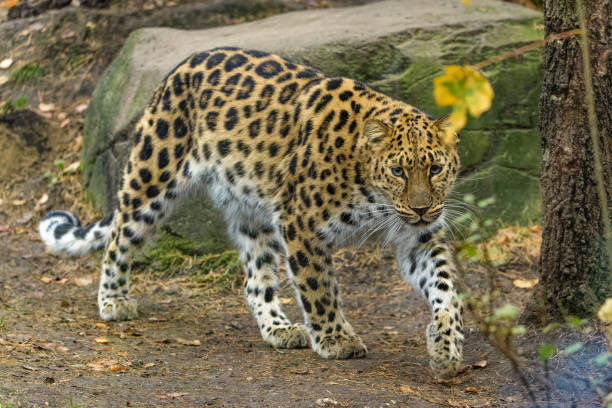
[536,0,612,317]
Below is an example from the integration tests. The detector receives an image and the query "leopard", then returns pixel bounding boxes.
[39,47,464,379]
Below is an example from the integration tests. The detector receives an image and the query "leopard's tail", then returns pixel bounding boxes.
[38,210,114,255]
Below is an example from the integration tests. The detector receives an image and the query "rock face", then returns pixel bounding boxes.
[83,0,542,251]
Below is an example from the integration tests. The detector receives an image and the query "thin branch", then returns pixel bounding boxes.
[576,0,612,282]
[473,29,581,70]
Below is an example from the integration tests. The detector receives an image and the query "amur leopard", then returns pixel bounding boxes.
[39,47,464,378]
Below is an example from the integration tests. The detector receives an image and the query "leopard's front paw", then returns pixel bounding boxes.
[426,313,463,379]
[265,323,310,349]
[99,296,138,321]
[314,332,367,359]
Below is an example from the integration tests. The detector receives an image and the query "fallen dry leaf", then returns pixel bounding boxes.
[176,337,201,346]
[64,161,80,174]
[11,199,26,206]
[34,193,49,212]
[55,278,69,285]
[40,276,52,283]
[74,275,93,287]
[87,358,118,371]
[109,365,127,372]
[513,278,539,289]
[399,385,414,394]
[16,212,33,225]
[95,322,107,329]
[155,392,188,399]
[22,365,39,371]
[73,135,83,152]
[75,103,88,114]
[60,119,70,128]
[0,75,7,85]
[143,362,156,368]
[38,102,55,112]
[94,337,108,344]
[472,360,487,369]
[0,57,13,69]
[465,387,478,393]
[529,225,542,234]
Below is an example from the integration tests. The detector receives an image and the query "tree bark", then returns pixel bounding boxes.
[536,0,612,317]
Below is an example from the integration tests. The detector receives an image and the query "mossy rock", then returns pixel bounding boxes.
[83,0,543,252]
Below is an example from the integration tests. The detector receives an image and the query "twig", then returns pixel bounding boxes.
[473,29,581,70]
[576,0,612,282]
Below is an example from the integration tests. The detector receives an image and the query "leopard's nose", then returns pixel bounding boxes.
[410,206,430,216]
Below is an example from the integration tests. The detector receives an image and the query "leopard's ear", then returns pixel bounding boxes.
[433,114,458,146]
[364,119,392,150]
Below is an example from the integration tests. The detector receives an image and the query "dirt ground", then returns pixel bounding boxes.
[0,1,608,407]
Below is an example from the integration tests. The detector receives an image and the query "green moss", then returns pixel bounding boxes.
[82,31,143,213]
[219,0,285,20]
[458,130,492,170]
[9,63,44,84]
[454,165,541,227]
[302,41,408,82]
[194,251,241,289]
[137,228,240,288]
[140,229,202,272]
[493,129,541,176]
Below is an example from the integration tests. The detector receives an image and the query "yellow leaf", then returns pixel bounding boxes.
[0,0,19,9]
[432,65,494,132]
[109,365,126,372]
[176,337,201,346]
[513,278,539,289]
[465,68,494,116]
[433,66,462,107]
[598,298,612,323]
[461,0,472,5]
[94,337,108,344]
[448,109,467,133]
[95,322,107,329]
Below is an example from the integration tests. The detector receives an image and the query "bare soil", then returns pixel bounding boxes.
[0,1,607,407]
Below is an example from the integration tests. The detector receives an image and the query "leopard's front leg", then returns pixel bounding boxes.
[285,238,367,359]
[396,232,464,378]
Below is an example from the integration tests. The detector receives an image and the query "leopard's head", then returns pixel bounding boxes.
[365,113,459,226]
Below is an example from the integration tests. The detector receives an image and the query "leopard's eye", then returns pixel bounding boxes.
[391,167,405,178]
[430,164,443,176]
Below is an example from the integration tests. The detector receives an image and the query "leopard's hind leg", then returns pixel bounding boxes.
[227,215,309,349]
[98,105,195,320]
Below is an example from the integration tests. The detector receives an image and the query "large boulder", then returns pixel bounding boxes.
[83,0,542,251]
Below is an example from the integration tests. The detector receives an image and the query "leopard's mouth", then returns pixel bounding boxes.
[397,211,440,226]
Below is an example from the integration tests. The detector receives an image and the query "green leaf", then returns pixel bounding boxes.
[457,292,471,300]
[491,258,507,267]
[483,219,494,227]
[593,353,611,367]
[562,342,583,355]
[461,243,478,259]
[477,197,496,208]
[494,304,519,320]
[55,160,64,172]
[454,212,472,224]
[511,325,526,335]
[1,100,13,112]
[463,193,475,204]
[466,233,482,243]
[568,316,585,329]
[15,97,27,109]
[538,344,555,362]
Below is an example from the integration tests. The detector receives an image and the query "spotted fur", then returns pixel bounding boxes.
[39,47,464,378]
